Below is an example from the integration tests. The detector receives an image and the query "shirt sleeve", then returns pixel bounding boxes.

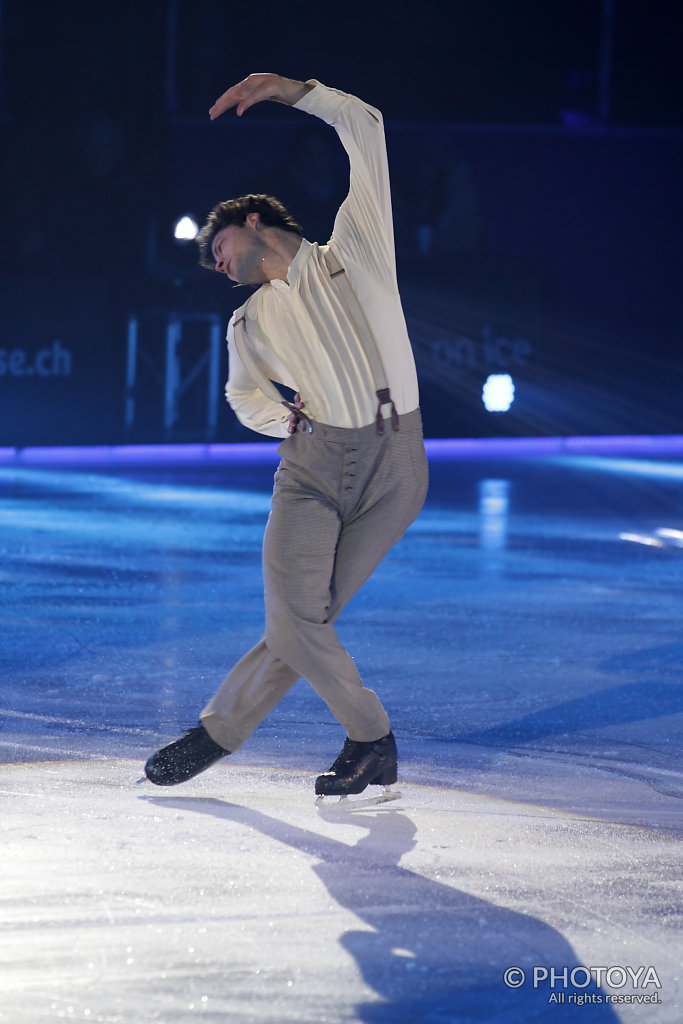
[224,318,290,438]
[294,81,397,287]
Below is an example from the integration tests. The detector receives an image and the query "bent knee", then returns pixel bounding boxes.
[265,610,330,669]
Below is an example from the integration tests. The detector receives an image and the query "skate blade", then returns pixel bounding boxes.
[316,786,401,809]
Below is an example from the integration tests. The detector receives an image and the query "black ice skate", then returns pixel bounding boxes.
[144,724,230,786]
[315,731,399,804]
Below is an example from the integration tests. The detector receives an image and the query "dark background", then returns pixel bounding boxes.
[0,0,681,444]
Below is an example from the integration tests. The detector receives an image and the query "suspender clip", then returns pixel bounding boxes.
[375,388,399,435]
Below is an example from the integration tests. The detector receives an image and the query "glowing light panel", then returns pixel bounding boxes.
[173,215,199,241]
[482,374,515,413]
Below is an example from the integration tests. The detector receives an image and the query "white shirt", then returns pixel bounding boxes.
[224,80,420,438]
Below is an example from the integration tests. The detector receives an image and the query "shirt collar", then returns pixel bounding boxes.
[267,238,312,293]
[283,237,312,286]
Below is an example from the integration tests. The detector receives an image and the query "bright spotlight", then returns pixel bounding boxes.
[173,215,199,241]
[482,374,515,413]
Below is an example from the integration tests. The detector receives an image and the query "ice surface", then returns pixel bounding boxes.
[0,445,681,1022]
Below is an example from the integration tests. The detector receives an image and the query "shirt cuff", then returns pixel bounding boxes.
[293,80,348,122]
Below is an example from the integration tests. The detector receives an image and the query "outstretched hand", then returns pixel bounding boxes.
[209,73,312,120]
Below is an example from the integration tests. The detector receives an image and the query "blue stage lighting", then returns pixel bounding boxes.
[173,215,199,241]
[482,374,515,412]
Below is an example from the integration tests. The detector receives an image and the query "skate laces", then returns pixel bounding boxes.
[180,724,227,754]
[328,737,364,773]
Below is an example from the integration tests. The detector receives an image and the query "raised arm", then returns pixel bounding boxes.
[209,73,314,120]
[208,75,395,284]
[294,83,397,287]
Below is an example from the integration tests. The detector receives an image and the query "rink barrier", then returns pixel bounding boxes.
[0,435,681,466]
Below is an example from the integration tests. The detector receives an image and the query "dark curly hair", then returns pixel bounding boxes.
[197,194,303,270]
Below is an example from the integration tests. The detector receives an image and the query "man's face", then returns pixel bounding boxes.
[211,222,266,285]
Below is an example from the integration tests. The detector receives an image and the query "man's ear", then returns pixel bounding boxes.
[245,212,261,231]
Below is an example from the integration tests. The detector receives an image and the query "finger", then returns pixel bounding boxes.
[209,79,255,120]
[209,87,240,120]
[210,75,278,120]
[234,82,276,117]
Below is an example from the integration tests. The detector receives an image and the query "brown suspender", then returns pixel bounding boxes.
[323,248,399,434]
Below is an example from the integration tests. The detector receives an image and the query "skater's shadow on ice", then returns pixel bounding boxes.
[144,794,619,1024]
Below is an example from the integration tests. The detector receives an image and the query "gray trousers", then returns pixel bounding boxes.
[201,408,428,752]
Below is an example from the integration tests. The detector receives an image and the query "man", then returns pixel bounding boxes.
[145,73,428,798]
